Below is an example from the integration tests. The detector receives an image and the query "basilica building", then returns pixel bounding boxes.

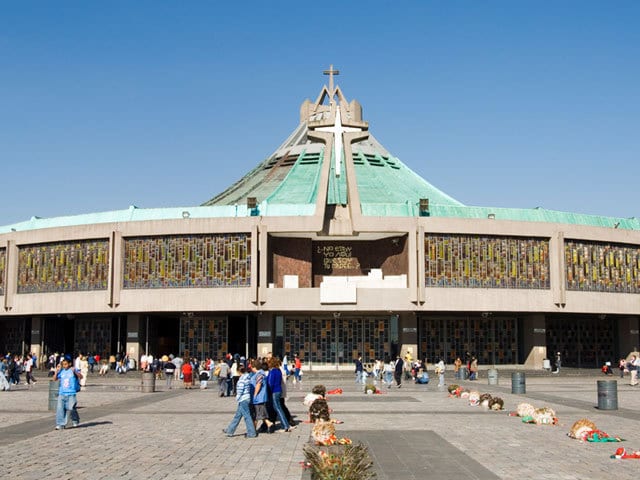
[1,67,639,369]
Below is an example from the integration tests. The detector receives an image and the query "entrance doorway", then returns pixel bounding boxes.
[228,315,257,359]
[283,315,392,366]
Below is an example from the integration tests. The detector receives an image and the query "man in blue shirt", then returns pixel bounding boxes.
[53,355,82,430]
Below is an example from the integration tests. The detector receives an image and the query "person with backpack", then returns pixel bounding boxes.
[53,355,82,430]
[163,360,176,389]
[215,358,230,397]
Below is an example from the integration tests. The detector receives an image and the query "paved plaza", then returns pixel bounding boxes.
[2,368,640,479]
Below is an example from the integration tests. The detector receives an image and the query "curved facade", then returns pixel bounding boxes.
[2,72,639,369]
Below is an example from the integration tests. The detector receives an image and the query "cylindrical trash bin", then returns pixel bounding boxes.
[511,372,526,394]
[597,380,618,410]
[141,371,156,393]
[48,380,59,411]
[458,365,468,380]
[488,368,498,385]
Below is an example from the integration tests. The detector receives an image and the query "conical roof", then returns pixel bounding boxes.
[202,71,463,217]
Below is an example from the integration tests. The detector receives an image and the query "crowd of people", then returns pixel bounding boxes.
[1,353,38,390]
[353,352,441,389]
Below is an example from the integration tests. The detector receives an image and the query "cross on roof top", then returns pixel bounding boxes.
[323,64,340,98]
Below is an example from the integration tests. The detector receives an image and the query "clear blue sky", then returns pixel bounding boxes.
[1,1,638,225]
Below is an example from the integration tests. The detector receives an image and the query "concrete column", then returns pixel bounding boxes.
[126,314,141,366]
[29,317,43,364]
[399,313,418,362]
[522,314,547,369]
[256,314,273,359]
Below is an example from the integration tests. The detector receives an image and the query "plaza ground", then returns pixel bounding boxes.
[1,368,639,479]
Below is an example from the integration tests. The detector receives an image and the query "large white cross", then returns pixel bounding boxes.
[317,107,361,177]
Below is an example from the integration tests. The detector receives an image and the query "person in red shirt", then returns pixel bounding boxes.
[181,362,193,389]
[293,353,302,387]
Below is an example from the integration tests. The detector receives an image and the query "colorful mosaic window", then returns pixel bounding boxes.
[565,240,640,293]
[17,240,109,293]
[284,316,390,365]
[180,316,228,359]
[123,234,251,289]
[425,234,550,289]
[0,248,5,295]
[419,316,517,365]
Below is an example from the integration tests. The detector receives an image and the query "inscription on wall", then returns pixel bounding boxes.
[311,238,406,286]
[316,245,361,271]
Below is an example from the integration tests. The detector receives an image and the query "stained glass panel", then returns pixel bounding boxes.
[425,235,549,289]
[17,240,109,293]
[565,240,640,293]
[123,234,251,289]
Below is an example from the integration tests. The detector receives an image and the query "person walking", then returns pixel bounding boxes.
[293,353,303,388]
[251,360,274,433]
[0,357,11,391]
[222,364,257,438]
[267,357,293,432]
[163,360,176,389]
[216,358,230,397]
[435,358,446,388]
[53,355,82,429]
[629,355,639,386]
[354,354,364,384]
[383,355,394,388]
[24,354,37,386]
[394,355,404,388]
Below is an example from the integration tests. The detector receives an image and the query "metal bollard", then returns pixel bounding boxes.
[597,380,618,410]
[48,380,59,411]
[141,371,156,393]
[488,368,498,385]
[511,372,526,394]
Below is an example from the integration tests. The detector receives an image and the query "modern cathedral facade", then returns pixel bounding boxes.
[1,69,639,369]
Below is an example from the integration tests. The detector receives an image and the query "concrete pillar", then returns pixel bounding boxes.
[29,317,43,366]
[399,313,418,363]
[126,314,141,366]
[256,314,273,359]
[522,314,547,369]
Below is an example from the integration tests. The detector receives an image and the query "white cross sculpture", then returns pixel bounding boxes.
[317,106,361,177]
